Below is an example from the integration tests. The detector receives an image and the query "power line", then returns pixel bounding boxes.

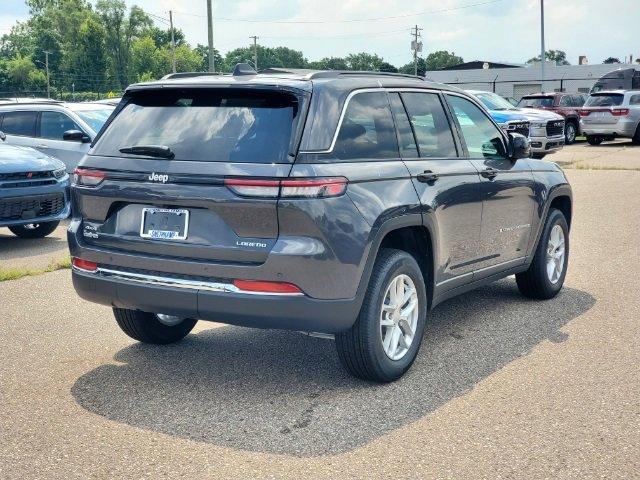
[170,0,507,24]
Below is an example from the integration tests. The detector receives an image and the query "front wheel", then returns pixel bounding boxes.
[335,248,427,383]
[565,122,577,144]
[516,209,569,299]
[113,308,197,344]
[586,135,603,146]
[8,221,59,239]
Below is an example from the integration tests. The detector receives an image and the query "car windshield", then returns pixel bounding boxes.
[518,97,554,108]
[585,94,624,107]
[93,88,300,163]
[75,107,114,133]
[473,92,515,110]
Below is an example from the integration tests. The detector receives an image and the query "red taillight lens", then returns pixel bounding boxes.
[72,257,98,272]
[280,178,347,198]
[579,109,591,116]
[73,168,106,186]
[225,177,347,198]
[233,279,303,295]
[612,108,630,116]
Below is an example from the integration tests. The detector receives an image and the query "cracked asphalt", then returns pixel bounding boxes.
[1,168,639,479]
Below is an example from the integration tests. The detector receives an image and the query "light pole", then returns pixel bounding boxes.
[207,0,215,72]
[250,36,258,71]
[169,10,176,73]
[540,0,545,92]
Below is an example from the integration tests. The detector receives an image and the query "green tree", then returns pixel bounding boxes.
[307,57,348,70]
[399,57,427,76]
[146,26,186,48]
[345,52,383,71]
[5,55,47,91]
[195,44,223,72]
[603,57,621,64]
[378,61,398,73]
[424,50,463,70]
[527,50,570,66]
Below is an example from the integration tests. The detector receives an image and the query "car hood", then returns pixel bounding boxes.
[510,108,564,122]
[0,144,65,173]
[486,110,530,124]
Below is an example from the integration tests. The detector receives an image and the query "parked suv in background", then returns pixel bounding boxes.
[0,101,114,172]
[518,92,587,144]
[579,91,640,145]
[0,131,70,238]
[69,66,573,382]
[468,90,565,158]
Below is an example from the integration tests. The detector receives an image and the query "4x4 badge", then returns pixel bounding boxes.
[148,172,169,183]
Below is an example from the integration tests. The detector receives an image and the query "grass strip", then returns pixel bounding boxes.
[0,256,71,282]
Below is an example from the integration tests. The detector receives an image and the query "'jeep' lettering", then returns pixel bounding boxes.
[148,172,169,183]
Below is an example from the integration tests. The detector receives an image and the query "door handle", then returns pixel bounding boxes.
[36,144,49,149]
[480,167,498,179]
[416,170,439,183]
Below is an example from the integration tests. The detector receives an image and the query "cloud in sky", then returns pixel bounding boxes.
[2,0,639,66]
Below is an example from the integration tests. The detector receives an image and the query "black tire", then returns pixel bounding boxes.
[632,125,640,146]
[335,248,427,383]
[8,220,59,239]
[516,209,569,300]
[564,121,577,145]
[113,308,197,344]
[586,135,603,146]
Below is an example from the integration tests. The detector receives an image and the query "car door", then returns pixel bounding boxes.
[37,110,90,172]
[390,91,483,288]
[0,110,39,149]
[444,93,536,277]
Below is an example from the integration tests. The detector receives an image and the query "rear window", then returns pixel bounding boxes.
[93,89,300,163]
[585,94,624,107]
[518,96,554,108]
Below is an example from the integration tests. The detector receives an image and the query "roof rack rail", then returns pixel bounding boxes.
[0,98,64,105]
[161,72,222,80]
[260,68,424,81]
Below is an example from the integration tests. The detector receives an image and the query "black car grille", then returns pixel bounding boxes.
[546,120,565,137]
[0,171,53,181]
[0,193,65,221]
[0,171,57,188]
[507,121,530,138]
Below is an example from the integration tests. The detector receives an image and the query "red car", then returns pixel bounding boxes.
[517,93,588,144]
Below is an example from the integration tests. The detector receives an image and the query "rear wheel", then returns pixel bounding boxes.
[632,125,640,146]
[565,122,577,144]
[335,248,427,383]
[113,308,197,344]
[8,221,59,239]
[586,135,603,145]
[516,209,569,300]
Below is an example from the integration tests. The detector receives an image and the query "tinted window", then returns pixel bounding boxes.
[629,95,640,106]
[518,96,554,108]
[40,111,81,140]
[93,89,300,163]
[572,95,586,107]
[1,111,37,136]
[334,91,398,160]
[401,92,457,158]
[447,95,507,159]
[473,92,515,110]
[389,93,418,158]
[559,96,571,107]
[585,94,624,107]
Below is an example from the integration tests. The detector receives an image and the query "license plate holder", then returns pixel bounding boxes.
[140,207,189,240]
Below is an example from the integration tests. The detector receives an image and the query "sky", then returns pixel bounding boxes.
[2,0,639,67]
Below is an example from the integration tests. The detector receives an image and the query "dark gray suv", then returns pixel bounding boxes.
[69,66,572,382]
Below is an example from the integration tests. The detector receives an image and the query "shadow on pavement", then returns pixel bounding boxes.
[71,279,595,457]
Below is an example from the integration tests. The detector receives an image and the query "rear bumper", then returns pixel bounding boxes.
[71,267,360,333]
[579,120,637,137]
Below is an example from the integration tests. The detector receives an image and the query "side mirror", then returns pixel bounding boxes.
[0,131,5,142]
[63,129,91,143]
[508,132,531,160]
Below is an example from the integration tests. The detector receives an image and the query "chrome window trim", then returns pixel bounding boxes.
[299,87,443,154]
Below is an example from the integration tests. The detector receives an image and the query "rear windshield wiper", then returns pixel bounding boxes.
[119,145,174,159]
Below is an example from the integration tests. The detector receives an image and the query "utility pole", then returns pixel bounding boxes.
[250,36,258,71]
[44,51,51,99]
[540,0,545,92]
[206,0,215,72]
[169,10,176,73]
[410,25,423,76]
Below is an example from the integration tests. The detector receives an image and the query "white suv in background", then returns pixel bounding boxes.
[0,101,114,172]
[580,91,640,145]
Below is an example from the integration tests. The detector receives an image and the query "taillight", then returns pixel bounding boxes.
[72,257,98,272]
[73,168,106,186]
[224,177,347,198]
[611,108,630,116]
[233,279,303,295]
[579,109,591,116]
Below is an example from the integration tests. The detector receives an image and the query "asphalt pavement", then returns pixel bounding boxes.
[1,168,639,479]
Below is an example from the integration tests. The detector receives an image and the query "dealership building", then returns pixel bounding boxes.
[426,61,638,99]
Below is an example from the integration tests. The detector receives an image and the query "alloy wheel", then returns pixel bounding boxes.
[546,224,566,284]
[379,274,419,361]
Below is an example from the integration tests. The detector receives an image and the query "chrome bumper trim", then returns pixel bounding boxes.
[72,266,304,296]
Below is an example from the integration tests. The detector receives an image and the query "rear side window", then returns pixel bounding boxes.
[93,89,300,163]
[629,94,640,106]
[389,93,418,158]
[401,92,457,158]
[559,96,571,107]
[333,91,398,160]
[1,111,37,136]
[585,94,624,107]
[40,111,82,140]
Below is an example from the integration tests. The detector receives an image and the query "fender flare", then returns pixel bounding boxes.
[528,183,573,261]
